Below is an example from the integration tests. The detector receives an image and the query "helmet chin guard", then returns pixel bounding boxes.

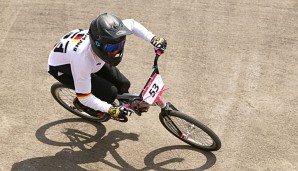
[90,39,124,66]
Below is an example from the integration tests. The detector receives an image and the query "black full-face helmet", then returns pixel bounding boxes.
[89,13,132,66]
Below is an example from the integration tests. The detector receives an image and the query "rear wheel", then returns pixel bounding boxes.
[51,82,110,122]
[159,111,221,151]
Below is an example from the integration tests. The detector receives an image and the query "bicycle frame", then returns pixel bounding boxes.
[116,51,173,112]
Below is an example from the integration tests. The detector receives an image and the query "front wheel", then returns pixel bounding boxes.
[159,111,221,151]
[51,82,110,122]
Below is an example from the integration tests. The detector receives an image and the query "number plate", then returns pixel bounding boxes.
[142,74,165,104]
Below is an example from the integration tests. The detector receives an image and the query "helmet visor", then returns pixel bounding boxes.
[99,40,125,53]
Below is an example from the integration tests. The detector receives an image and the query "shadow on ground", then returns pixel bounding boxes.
[11,118,216,171]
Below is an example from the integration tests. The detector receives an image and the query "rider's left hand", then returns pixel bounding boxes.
[151,36,167,53]
[108,106,130,118]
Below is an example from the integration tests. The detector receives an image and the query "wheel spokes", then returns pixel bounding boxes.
[168,116,214,147]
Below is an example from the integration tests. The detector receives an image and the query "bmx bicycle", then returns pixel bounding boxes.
[51,50,221,151]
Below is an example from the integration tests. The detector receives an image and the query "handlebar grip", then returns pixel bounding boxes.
[155,49,162,56]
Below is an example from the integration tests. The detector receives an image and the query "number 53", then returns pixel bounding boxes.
[149,83,159,97]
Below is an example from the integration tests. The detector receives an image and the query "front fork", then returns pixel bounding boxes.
[158,100,186,138]
[157,97,178,114]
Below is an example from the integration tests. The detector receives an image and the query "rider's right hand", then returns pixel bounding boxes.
[108,106,129,118]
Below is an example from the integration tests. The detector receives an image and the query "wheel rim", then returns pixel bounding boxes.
[163,116,214,147]
[54,86,107,121]
[55,87,76,109]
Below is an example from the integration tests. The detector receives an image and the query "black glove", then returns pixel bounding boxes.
[151,36,167,53]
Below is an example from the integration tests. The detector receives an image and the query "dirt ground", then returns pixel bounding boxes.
[0,0,297,170]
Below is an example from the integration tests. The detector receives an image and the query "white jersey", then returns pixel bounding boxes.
[48,19,155,113]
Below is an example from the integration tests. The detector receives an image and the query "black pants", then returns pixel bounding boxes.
[48,64,130,103]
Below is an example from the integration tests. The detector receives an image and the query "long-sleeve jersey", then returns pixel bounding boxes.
[48,19,155,113]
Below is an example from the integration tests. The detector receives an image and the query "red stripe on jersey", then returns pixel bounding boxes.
[76,92,92,99]
[74,34,84,40]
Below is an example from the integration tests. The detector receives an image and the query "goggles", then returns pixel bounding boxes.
[95,40,125,53]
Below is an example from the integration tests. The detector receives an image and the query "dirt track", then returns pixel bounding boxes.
[1,0,297,170]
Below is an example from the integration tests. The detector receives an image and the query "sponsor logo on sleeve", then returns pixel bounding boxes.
[73,34,87,52]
